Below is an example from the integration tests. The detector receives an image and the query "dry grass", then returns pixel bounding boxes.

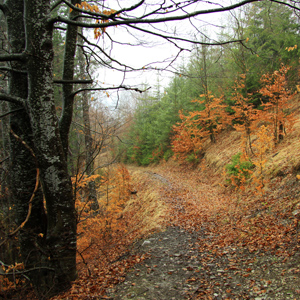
[122,167,169,237]
[204,129,242,175]
[264,118,300,177]
[201,94,300,189]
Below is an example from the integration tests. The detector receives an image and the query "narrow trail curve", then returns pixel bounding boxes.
[108,169,203,300]
[108,169,300,300]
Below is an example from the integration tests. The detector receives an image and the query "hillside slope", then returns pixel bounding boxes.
[109,150,300,299]
[204,94,300,185]
[109,94,300,299]
[48,95,300,300]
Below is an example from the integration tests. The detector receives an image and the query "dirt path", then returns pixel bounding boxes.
[108,226,200,299]
[108,168,300,300]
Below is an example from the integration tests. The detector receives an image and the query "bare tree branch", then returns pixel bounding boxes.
[7,167,39,238]
[128,24,244,46]
[92,156,119,174]
[0,93,25,105]
[0,130,39,246]
[59,0,114,19]
[78,33,138,71]
[0,108,24,118]
[0,66,27,74]
[53,79,93,84]
[59,0,144,21]
[51,0,64,11]
[0,53,26,62]
[115,0,146,16]
[71,85,151,98]
[50,0,261,28]
[0,260,55,277]
[54,25,67,31]
[79,33,186,76]
[270,0,300,10]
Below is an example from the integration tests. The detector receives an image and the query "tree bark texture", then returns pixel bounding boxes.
[59,0,81,160]
[24,0,77,297]
[5,0,47,271]
[2,0,77,298]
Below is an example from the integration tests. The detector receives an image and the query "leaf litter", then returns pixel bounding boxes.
[4,157,300,299]
[109,162,300,300]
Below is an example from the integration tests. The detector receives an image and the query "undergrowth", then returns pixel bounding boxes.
[225,152,254,187]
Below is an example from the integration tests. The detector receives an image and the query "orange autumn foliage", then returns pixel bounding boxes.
[73,174,100,216]
[75,165,132,258]
[72,2,118,39]
[259,64,296,144]
[172,64,296,195]
[98,164,132,239]
[232,74,259,155]
[172,92,230,161]
[50,164,145,299]
[251,124,274,193]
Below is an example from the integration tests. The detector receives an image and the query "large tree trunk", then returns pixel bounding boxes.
[5,0,47,272]
[23,0,77,297]
[0,0,16,266]
[0,0,78,298]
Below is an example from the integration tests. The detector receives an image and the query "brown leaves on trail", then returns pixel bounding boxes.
[54,254,147,300]
[147,162,300,298]
[154,163,300,258]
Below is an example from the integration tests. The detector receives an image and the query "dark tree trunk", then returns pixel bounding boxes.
[0,0,16,265]
[59,0,81,160]
[23,0,77,297]
[2,0,77,298]
[5,0,47,271]
[78,31,99,212]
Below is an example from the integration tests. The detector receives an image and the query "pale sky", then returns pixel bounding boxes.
[87,0,232,108]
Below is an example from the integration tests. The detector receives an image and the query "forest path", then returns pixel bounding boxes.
[108,165,300,300]
[108,226,201,299]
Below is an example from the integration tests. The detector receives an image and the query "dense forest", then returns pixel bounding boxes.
[0,0,300,299]
[118,0,300,166]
